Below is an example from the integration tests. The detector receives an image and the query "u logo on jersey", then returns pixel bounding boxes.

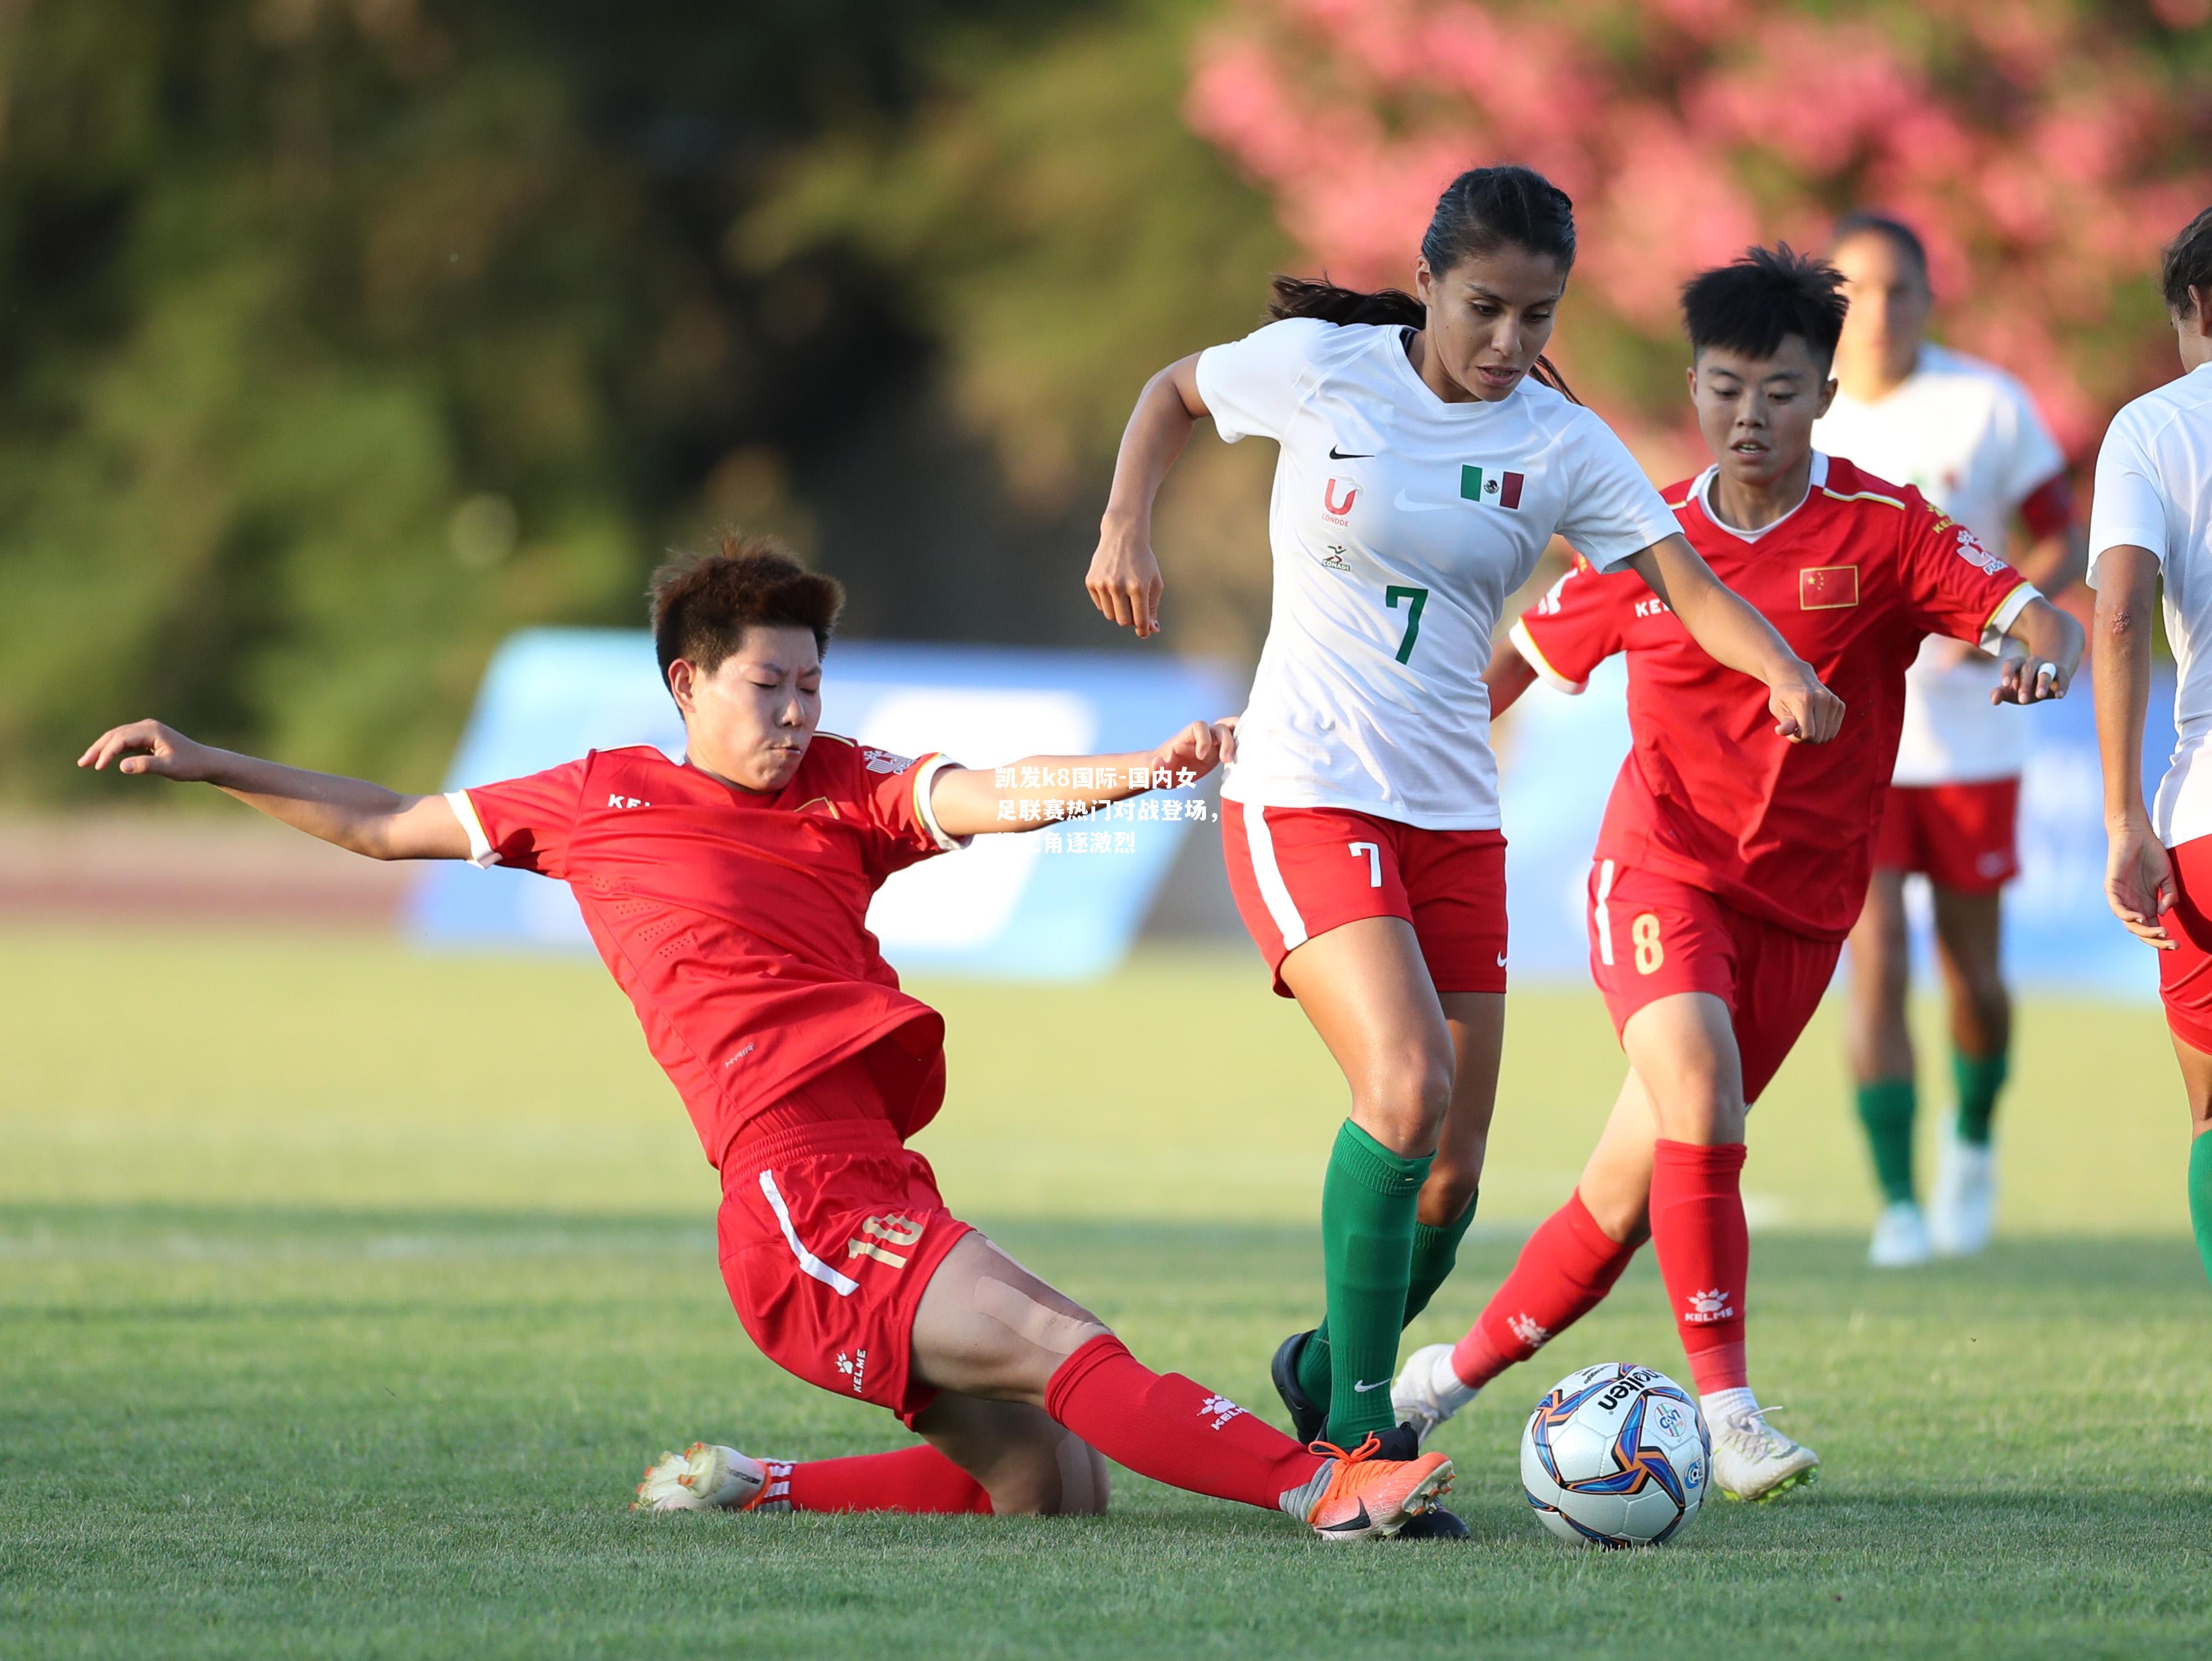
[1321,477,1359,523]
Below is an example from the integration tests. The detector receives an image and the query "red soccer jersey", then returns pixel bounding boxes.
[450,735,967,1167]
[1510,454,2036,941]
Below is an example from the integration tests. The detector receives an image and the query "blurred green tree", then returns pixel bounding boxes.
[3,0,1276,800]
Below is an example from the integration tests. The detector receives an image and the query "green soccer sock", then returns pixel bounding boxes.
[1295,1190,1479,1411]
[1855,1077,1919,1207]
[1401,1190,1479,1326]
[1318,1119,1431,1445]
[2190,1134,2212,1290]
[1951,1047,2009,1146]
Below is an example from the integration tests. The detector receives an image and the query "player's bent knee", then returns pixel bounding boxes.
[1354,1051,1455,1151]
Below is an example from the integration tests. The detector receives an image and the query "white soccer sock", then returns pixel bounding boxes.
[1429,1345,1479,1413]
[1702,1386,1759,1425]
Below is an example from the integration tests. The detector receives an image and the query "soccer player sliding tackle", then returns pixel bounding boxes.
[1391,248,2082,1500]
[78,537,1453,1539]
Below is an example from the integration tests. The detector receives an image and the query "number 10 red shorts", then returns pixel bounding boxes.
[716,1053,972,1429]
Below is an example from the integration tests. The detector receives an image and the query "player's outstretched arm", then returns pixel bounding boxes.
[2091,548,2175,949]
[928,718,1237,840]
[1989,596,2084,705]
[1483,631,1539,720]
[1626,533,1845,743]
[77,720,471,861]
[1087,354,1207,640]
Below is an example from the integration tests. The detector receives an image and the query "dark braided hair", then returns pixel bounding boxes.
[2161,204,2212,319]
[1267,164,1580,400]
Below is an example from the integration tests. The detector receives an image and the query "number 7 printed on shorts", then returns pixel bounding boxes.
[1349,841,1382,888]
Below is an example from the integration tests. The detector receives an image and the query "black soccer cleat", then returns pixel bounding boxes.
[1393,1503,1471,1539]
[1271,1329,1329,1445]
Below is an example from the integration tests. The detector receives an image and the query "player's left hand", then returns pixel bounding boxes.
[1768,666,1844,744]
[1991,655,2070,704]
[1145,717,1238,783]
[2105,822,2176,949]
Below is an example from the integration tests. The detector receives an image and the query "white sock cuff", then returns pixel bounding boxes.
[1701,1386,1758,1424]
[1431,1346,1479,1412]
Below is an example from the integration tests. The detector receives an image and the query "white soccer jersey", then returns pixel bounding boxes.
[1197,317,1679,828]
[1813,343,2068,785]
[2087,360,2212,848]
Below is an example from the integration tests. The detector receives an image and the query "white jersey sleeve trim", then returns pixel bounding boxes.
[1978,581,2040,652]
[910,754,973,853]
[445,789,500,868]
[1509,618,1586,695]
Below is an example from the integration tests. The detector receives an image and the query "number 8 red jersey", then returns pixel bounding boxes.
[1511,454,2037,941]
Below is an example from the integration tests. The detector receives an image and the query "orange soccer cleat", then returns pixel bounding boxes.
[1294,1431,1456,1541]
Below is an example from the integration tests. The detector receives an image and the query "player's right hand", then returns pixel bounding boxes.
[1767,666,1844,744]
[2105,822,2176,950]
[77,719,216,782]
[1086,515,1163,639]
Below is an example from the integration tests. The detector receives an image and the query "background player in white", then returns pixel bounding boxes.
[2090,204,2212,1294]
[1817,212,2084,1266]
[1086,165,1840,1492]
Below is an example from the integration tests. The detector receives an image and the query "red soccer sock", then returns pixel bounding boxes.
[1649,1138,1752,1397]
[1044,1335,1323,1511]
[1451,1190,1642,1389]
[762,1445,993,1514]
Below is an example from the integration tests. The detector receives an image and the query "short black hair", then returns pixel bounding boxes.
[1681,244,1849,368]
[2161,204,2212,318]
[1832,209,1930,286]
[648,531,843,690]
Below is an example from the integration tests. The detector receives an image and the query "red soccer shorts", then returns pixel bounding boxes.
[717,1054,972,1427]
[2157,834,2212,1055]
[1871,778,2021,893]
[1587,860,1844,1103]
[1220,800,1508,997]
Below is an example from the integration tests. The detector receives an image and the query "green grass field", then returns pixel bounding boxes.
[5,928,2211,1658]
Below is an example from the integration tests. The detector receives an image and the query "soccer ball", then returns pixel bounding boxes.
[1520,1362,1710,1548]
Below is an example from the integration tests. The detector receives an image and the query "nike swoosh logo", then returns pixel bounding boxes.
[1329,444,1373,459]
[1392,489,1448,512]
[1496,953,1509,968]
[1318,1500,1373,1534]
[1352,1378,1388,1393]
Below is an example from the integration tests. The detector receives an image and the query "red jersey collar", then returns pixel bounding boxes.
[1687,451,1831,544]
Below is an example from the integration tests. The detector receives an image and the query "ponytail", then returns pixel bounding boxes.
[1267,275,1423,329]
[1265,165,1583,404]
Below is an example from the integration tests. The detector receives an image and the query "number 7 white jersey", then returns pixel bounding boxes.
[1198,317,1679,830]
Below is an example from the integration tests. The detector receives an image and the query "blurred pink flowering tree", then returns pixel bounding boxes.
[1187,0,2212,472]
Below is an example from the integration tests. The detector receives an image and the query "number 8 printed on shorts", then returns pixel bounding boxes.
[1631,912,1664,976]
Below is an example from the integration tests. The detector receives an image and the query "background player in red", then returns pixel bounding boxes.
[1388,247,2082,1499]
[77,535,1454,1541]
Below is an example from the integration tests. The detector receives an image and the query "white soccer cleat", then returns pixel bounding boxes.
[1867,1200,1932,1268]
[1391,1342,1480,1446]
[1708,1406,1819,1502]
[631,1442,769,1512]
[1930,1127,1997,1257]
